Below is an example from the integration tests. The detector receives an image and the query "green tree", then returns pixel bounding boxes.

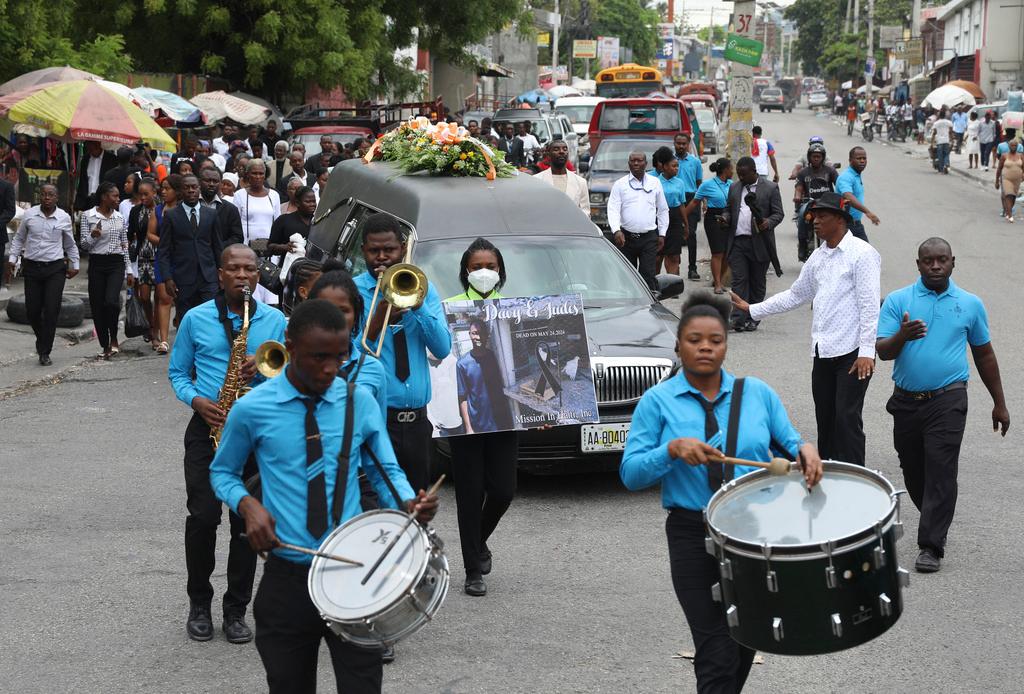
[697,24,728,44]
[786,0,910,77]
[592,0,660,65]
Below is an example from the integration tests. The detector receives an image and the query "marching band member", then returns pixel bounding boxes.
[210,299,439,694]
[168,244,287,644]
[620,292,822,693]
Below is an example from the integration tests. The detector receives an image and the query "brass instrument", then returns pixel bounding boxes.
[210,286,252,449]
[255,340,289,378]
[360,262,428,357]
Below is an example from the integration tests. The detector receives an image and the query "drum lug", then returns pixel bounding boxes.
[873,545,886,570]
[878,592,893,617]
[705,536,717,557]
[825,566,838,589]
[719,558,733,580]
[766,570,778,593]
[894,522,905,540]
[897,567,911,588]
[761,542,777,592]
[725,604,739,628]
[711,582,722,603]
[830,613,843,638]
[772,617,784,642]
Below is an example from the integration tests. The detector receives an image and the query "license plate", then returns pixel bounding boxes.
[580,423,631,453]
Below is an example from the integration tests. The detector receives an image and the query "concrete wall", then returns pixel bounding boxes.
[980,0,1024,98]
[432,27,538,112]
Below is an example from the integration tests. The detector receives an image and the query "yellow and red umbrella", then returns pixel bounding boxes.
[0,79,175,149]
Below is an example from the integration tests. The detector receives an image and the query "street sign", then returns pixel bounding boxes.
[656,39,674,60]
[891,59,905,74]
[537,32,550,48]
[723,34,764,68]
[879,26,902,49]
[906,38,923,66]
[658,23,674,40]
[572,40,597,59]
[865,57,876,78]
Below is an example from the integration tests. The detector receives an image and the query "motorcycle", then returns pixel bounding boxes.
[860,112,875,142]
[795,199,822,262]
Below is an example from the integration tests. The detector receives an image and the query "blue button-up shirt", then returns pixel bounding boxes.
[694,177,731,209]
[210,371,415,564]
[354,272,452,409]
[168,297,288,406]
[835,167,865,221]
[621,369,803,511]
[656,172,688,208]
[343,349,388,417]
[952,111,968,134]
[674,153,704,193]
[878,278,990,392]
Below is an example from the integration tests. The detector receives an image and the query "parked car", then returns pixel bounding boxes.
[587,98,694,156]
[808,90,830,109]
[580,136,677,231]
[492,107,580,166]
[692,107,720,153]
[306,159,681,474]
[555,96,605,158]
[759,88,788,112]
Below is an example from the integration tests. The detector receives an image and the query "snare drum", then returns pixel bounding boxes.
[704,461,910,655]
[308,509,450,647]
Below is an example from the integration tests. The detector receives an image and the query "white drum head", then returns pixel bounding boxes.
[309,510,427,622]
[707,464,894,546]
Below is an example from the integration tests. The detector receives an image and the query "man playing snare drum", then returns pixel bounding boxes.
[210,299,438,694]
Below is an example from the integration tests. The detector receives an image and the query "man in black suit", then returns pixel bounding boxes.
[74,141,117,211]
[198,167,244,247]
[0,168,15,265]
[158,175,223,317]
[723,156,784,332]
[497,124,524,167]
[102,146,140,199]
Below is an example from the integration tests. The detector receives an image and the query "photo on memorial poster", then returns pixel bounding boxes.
[426,294,600,436]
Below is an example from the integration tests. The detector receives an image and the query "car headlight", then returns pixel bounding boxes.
[590,193,606,204]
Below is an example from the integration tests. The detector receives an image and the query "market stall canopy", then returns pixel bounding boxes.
[191,90,272,126]
[921,84,977,110]
[228,91,284,127]
[0,80,175,149]
[946,80,986,101]
[133,87,204,124]
[856,84,892,96]
[548,85,583,99]
[515,89,553,104]
[0,66,102,96]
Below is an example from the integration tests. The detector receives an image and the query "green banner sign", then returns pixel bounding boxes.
[724,34,764,67]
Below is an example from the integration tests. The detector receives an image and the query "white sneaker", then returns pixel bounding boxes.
[984,166,989,171]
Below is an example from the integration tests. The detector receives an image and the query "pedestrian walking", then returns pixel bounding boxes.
[930,109,954,174]
[127,178,160,348]
[652,147,687,278]
[684,157,732,294]
[234,159,282,304]
[0,169,15,265]
[74,141,116,211]
[607,150,669,292]
[836,147,881,242]
[158,174,223,320]
[994,139,1022,223]
[965,111,981,169]
[533,140,590,214]
[268,186,315,265]
[168,244,287,645]
[978,111,997,170]
[951,106,968,154]
[4,184,79,365]
[731,191,880,467]
[750,126,779,182]
[198,167,244,247]
[266,141,293,192]
[80,181,134,359]
[876,237,1009,573]
[722,156,783,332]
[673,132,704,281]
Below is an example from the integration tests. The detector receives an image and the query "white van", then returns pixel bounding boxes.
[554,96,606,158]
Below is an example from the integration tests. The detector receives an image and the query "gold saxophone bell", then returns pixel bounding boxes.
[361,263,428,357]
[255,340,289,379]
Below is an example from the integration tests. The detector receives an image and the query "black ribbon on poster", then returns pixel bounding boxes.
[532,341,563,396]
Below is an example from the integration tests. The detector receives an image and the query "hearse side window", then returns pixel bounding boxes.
[336,204,412,276]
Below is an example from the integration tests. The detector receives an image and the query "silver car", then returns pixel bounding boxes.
[692,107,720,154]
[808,90,830,109]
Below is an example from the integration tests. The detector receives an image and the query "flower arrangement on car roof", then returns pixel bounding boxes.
[365,117,517,180]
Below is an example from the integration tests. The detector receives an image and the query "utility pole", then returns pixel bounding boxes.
[845,0,852,34]
[706,6,715,79]
[911,0,922,37]
[668,0,675,83]
[552,0,561,83]
[725,0,756,168]
[853,0,860,34]
[866,0,874,103]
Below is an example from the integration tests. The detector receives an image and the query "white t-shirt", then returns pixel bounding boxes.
[932,119,953,145]
[751,138,773,177]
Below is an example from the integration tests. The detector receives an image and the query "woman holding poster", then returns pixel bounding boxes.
[446,237,518,598]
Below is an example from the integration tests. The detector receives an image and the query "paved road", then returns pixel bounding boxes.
[2,107,1022,693]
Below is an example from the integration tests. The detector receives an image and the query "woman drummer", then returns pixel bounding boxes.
[620,292,822,692]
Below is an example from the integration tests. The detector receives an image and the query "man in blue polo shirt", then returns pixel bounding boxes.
[876,237,1009,574]
[835,146,880,242]
[674,132,704,282]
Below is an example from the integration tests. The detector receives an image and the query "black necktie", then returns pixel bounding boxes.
[393,329,410,382]
[189,207,199,234]
[304,398,328,537]
[690,393,725,490]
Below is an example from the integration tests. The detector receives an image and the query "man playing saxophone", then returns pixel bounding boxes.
[169,244,287,645]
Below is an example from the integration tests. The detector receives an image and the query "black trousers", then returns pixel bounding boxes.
[728,236,768,325]
[811,348,871,466]
[684,193,701,272]
[848,219,869,243]
[386,408,432,494]
[183,413,257,615]
[620,229,659,292]
[175,282,218,320]
[254,556,383,694]
[886,388,968,557]
[667,510,755,694]
[87,254,124,350]
[448,431,518,577]
[21,258,67,356]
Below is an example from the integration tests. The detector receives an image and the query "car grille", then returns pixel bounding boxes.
[593,358,673,406]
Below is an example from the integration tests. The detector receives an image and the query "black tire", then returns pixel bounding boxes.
[63,290,91,319]
[6,293,86,327]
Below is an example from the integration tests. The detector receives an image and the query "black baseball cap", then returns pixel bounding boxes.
[808,191,853,223]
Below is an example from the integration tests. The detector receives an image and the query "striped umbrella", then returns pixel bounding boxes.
[0,79,175,149]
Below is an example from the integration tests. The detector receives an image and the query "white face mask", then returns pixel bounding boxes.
[467,268,501,295]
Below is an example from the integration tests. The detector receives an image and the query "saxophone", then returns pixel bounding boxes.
[210,286,251,449]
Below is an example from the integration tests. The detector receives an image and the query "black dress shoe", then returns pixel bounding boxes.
[464,575,487,597]
[381,644,396,663]
[38,354,52,366]
[743,320,759,332]
[915,548,941,573]
[223,615,253,644]
[479,546,492,576]
[730,321,746,333]
[687,269,701,281]
[186,604,213,642]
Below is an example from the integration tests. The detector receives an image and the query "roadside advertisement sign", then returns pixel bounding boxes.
[572,39,598,59]
[597,36,620,69]
[537,32,551,48]
[723,34,764,67]
[879,26,902,49]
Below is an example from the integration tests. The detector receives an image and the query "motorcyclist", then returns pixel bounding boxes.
[788,136,834,179]
[792,142,838,261]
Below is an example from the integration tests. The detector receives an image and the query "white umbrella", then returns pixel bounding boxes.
[548,85,583,99]
[921,84,977,110]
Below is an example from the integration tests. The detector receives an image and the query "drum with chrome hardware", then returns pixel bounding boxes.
[308,509,450,647]
[704,460,909,655]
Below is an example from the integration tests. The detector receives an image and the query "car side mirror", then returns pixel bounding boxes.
[578,161,590,174]
[655,273,686,301]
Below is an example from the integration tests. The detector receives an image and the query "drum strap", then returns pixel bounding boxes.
[723,378,746,484]
[360,442,407,510]
[330,380,356,526]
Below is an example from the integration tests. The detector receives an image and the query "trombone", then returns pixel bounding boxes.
[361,262,428,357]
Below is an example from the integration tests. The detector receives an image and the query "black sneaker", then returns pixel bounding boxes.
[186,604,213,642]
[915,549,941,573]
[223,614,253,644]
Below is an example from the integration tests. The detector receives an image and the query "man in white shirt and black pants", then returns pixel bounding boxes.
[607,151,669,292]
[731,191,881,466]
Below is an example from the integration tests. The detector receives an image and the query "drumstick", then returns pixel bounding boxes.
[240,534,364,566]
[361,474,446,586]
[718,456,791,476]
